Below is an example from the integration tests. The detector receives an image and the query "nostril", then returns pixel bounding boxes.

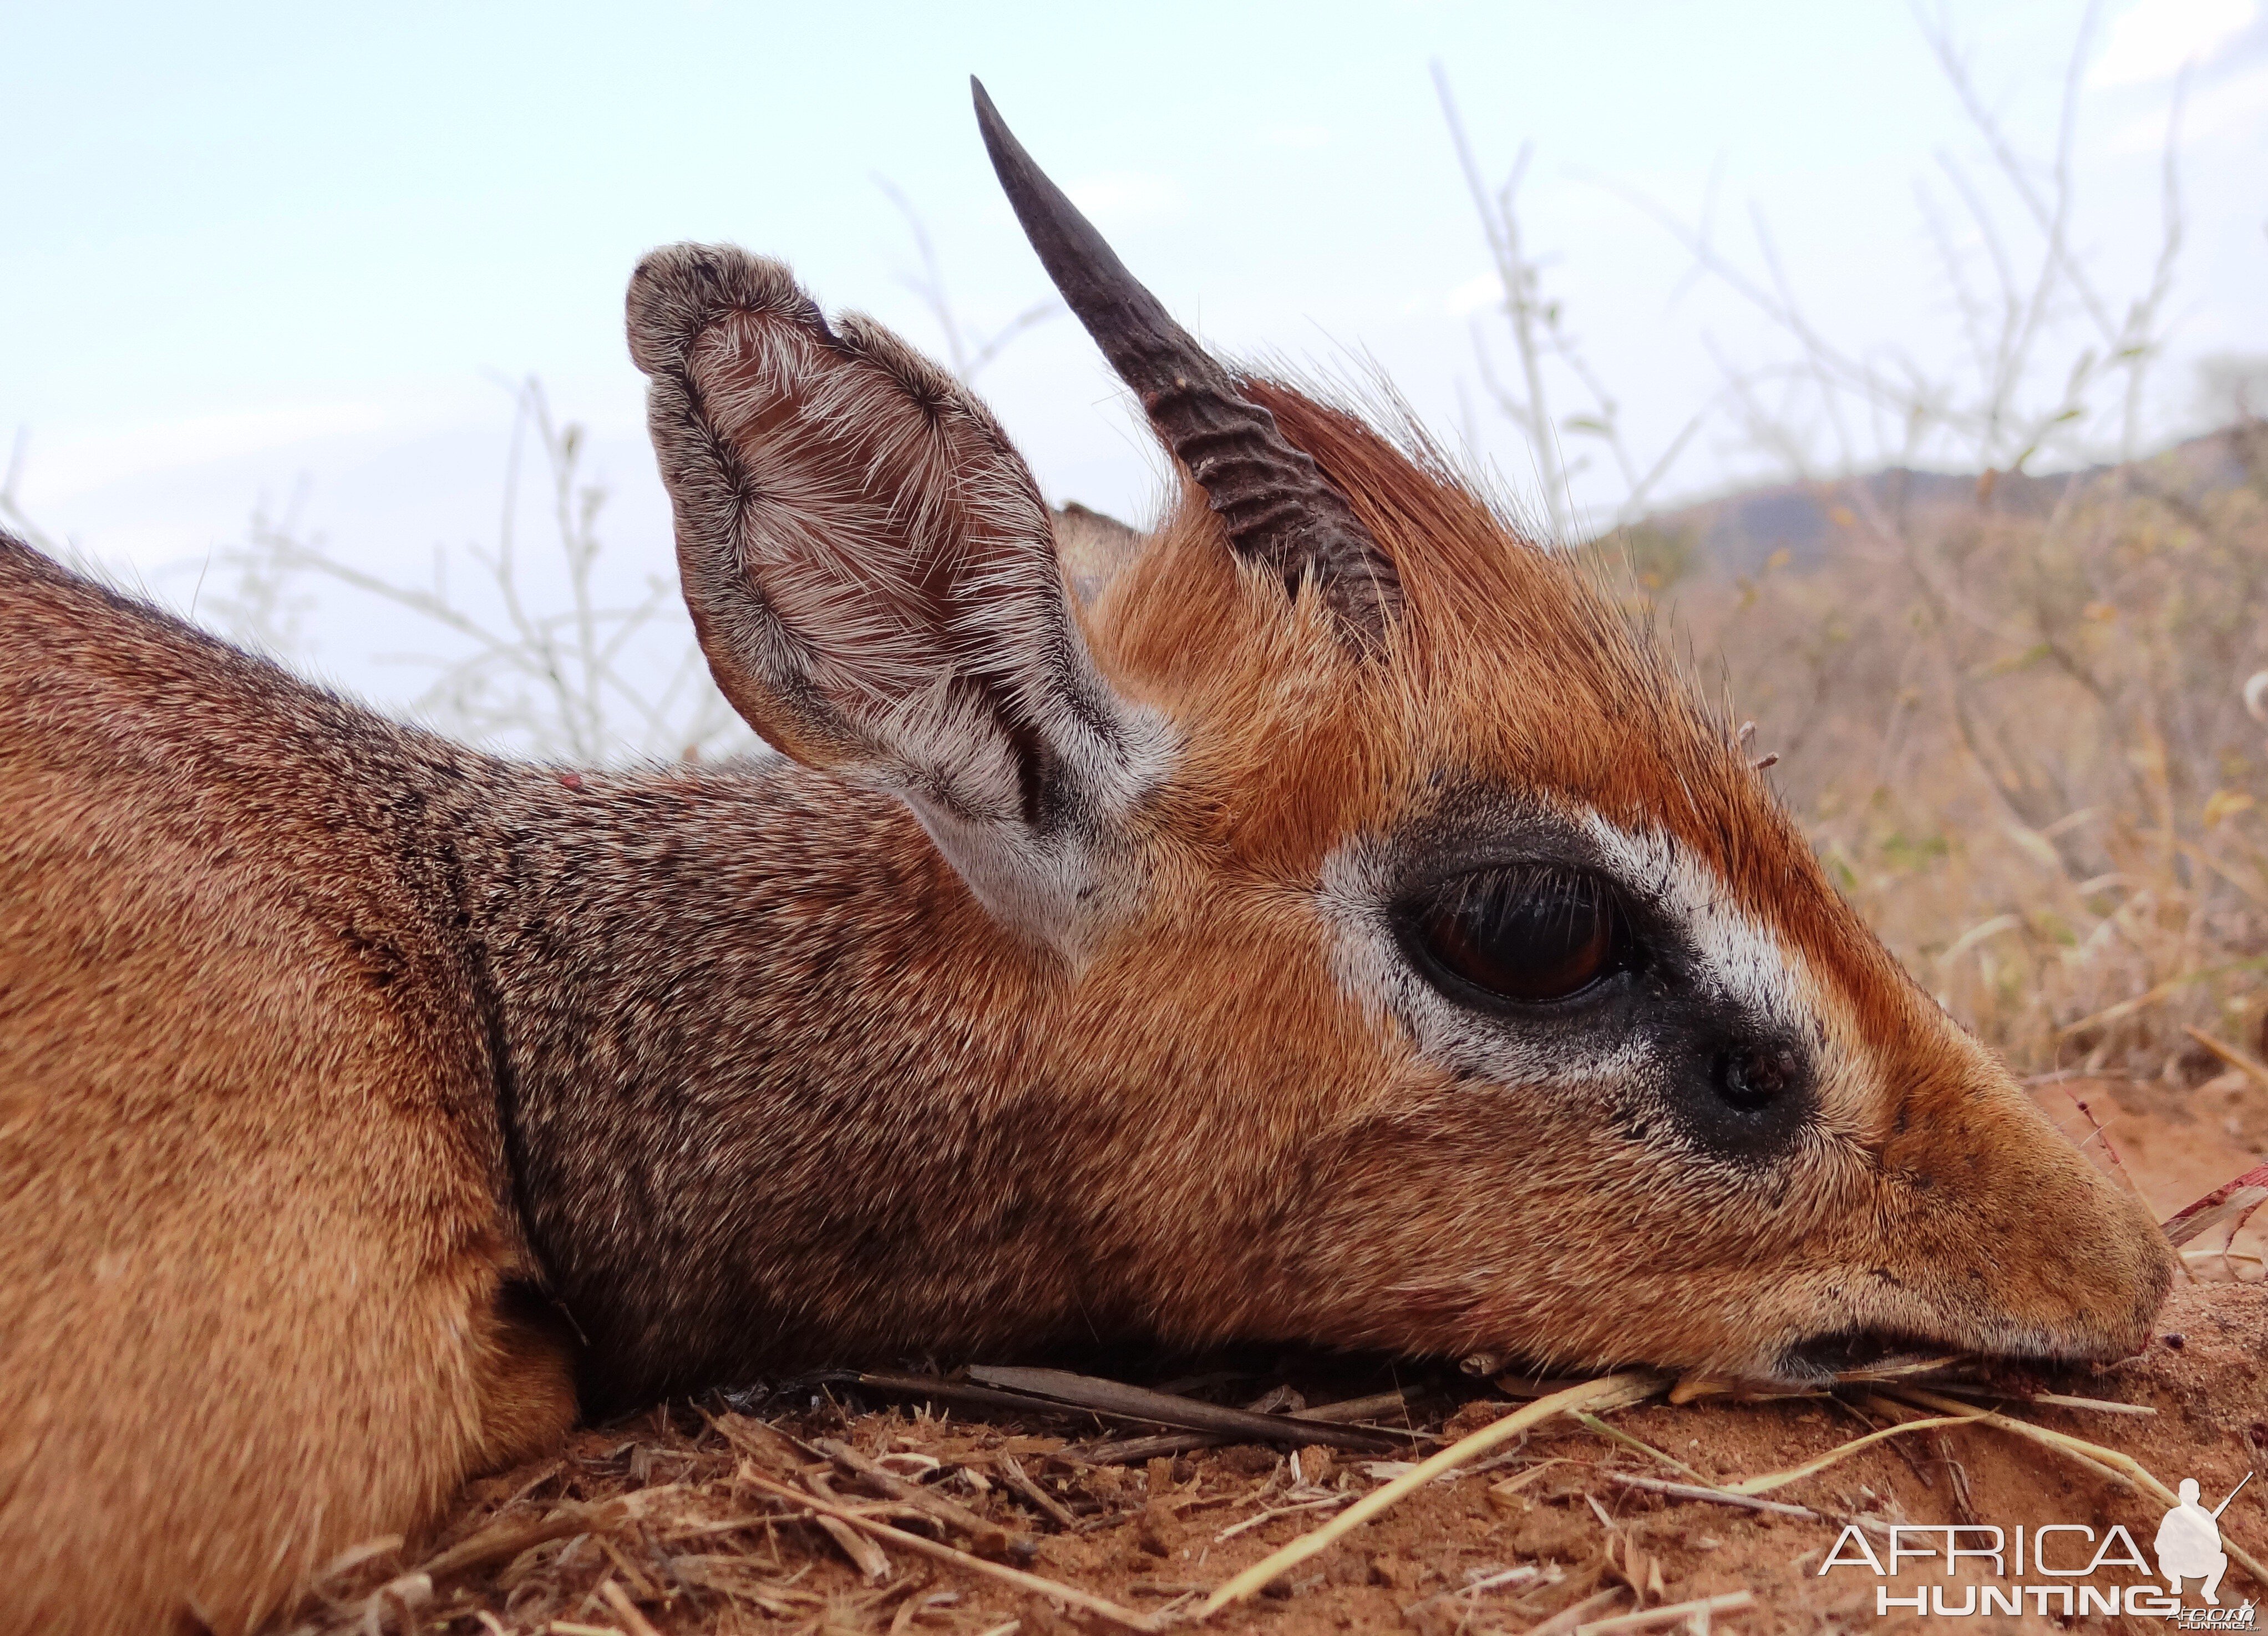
[1716,1045,1798,1112]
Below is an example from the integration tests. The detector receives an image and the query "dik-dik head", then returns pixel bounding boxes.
[625,83,2173,1384]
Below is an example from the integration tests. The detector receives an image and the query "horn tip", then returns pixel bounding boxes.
[970,77,1014,168]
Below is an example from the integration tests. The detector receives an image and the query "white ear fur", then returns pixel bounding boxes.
[627,244,1169,954]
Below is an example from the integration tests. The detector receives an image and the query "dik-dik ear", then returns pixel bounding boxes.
[627,244,1167,950]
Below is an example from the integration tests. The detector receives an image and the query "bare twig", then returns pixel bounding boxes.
[876,178,1056,386]
[1080,1385,1425,1464]
[958,1366,1407,1452]
[212,381,754,763]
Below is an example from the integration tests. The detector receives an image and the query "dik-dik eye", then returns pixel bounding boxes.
[1404,864,1631,1006]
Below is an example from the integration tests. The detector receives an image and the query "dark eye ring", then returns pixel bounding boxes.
[1404,864,1630,1006]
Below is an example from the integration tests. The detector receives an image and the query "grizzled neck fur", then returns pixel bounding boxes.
[453,757,1156,1412]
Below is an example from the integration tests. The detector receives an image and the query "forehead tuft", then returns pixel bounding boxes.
[1243,386,1720,769]
[1242,382,1859,945]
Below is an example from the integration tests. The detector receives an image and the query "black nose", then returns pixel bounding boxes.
[1716,1045,1800,1112]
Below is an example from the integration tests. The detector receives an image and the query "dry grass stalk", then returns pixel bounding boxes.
[801,1472,894,1582]
[2183,1026,2268,1091]
[811,1512,891,1582]
[1666,1350,1963,1405]
[1719,1409,1985,1495]
[428,1496,644,1581]
[297,1497,641,1633]
[1524,1585,1632,1636]
[1489,1458,1572,1502]
[1212,1495,1352,1543]
[1398,1563,1541,1620]
[1860,1390,2134,1491]
[1570,1411,1707,1481]
[1922,1384,2155,1416]
[734,1468,1159,1632]
[2162,1159,2268,1248]
[597,1577,665,1636]
[1201,1372,1665,1614]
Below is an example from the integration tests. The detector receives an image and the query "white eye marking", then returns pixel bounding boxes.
[1574,813,1815,1046]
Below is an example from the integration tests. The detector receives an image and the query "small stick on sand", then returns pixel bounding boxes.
[1214,1494,1353,1542]
[964,1366,1407,1452]
[1603,1471,1822,1521]
[1398,1563,1539,1618]
[802,1471,892,1581]
[996,1453,1080,1530]
[738,1469,1160,1632]
[1201,1371,1665,1615]
[1081,1385,1427,1463]
[1575,1588,1755,1633]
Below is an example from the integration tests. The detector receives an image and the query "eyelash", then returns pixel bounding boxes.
[1401,863,1635,1008]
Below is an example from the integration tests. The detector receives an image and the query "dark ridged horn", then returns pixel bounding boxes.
[971,78,1402,644]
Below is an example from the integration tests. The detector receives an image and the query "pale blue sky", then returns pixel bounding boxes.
[5,0,2263,706]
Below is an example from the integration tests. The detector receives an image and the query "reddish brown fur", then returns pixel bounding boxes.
[0,240,2171,1634]
[1079,383,2169,1365]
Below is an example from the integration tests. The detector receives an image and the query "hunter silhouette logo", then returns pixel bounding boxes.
[2160,1474,2252,1607]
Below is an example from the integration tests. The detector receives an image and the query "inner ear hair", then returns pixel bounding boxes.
[625,243,1165,944]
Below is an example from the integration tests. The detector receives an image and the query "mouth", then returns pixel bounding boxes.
[1767,1328,1970,1387]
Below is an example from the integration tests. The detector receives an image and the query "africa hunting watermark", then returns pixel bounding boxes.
[1820,1472,2256,1623]
[1814,1470,2259,1624]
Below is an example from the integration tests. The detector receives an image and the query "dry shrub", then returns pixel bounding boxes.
[1617,422,2268,1078]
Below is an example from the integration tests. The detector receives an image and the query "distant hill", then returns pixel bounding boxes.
[1636,424,2260,577]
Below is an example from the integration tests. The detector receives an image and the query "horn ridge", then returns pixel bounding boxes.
[970,78,1402,642]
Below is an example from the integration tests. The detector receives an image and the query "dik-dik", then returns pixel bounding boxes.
[0,84,2173,1634]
